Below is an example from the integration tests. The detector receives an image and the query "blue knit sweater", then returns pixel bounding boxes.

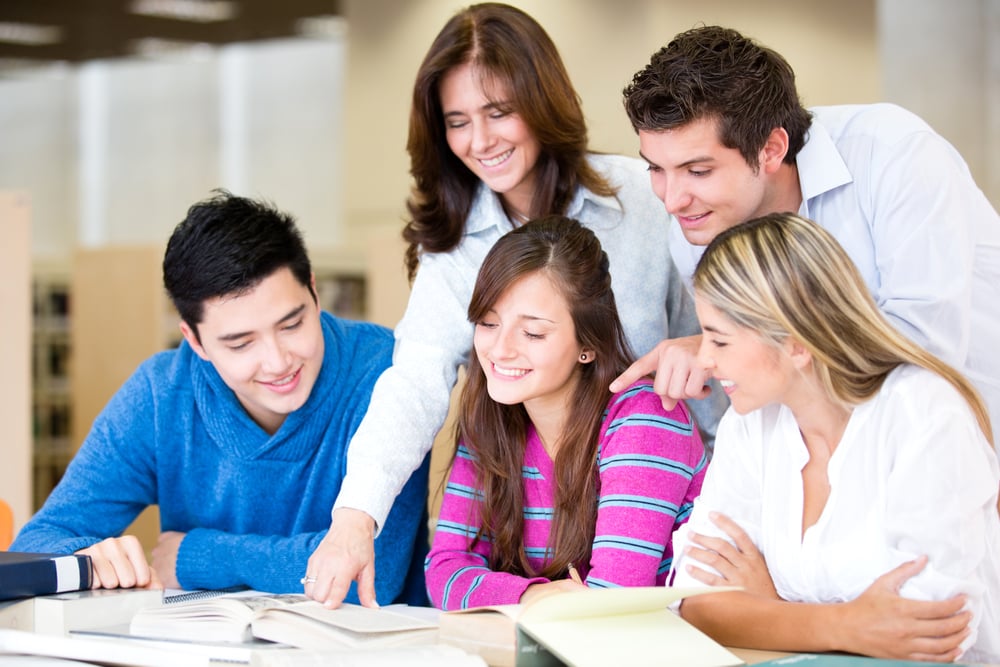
[13,312,430,601]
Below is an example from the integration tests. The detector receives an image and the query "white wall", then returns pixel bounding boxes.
[0,70,76,260]
[878,0,1000,207]
[0,36,346,261]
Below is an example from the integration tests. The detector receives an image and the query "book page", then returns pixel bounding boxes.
[129,593,307,643]
[519,585,735,623]
[0,628,210,667]
[259,602,437,634]
[519,607,742,667]
[250,602,440,651]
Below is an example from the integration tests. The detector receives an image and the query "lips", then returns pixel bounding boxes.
[492,362,528,378]
[676,212,710,229]
[260,367,302,394]
[480,149,513,168]
[719,379,735,395]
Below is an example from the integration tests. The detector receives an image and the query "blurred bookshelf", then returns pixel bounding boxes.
[31,270,73,511]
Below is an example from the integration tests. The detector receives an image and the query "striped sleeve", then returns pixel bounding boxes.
[424,443,547,609]
[583,380,707,588]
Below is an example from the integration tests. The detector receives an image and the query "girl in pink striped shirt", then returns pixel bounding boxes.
[425,216,708,609]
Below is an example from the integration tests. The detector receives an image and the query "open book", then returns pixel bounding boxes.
[439,586,742,667]
[129,592,439,651]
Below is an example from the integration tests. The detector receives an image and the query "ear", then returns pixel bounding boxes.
[759,127,790,175]
[785,336,812,371]
[579,348,596,365]
[179,320,210,361]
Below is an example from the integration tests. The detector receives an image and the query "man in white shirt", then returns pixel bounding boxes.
[615,25,1000,447]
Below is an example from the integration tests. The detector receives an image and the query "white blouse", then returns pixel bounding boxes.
[672,365,1000,663]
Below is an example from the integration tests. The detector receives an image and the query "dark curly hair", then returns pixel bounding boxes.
[623,25,812,171]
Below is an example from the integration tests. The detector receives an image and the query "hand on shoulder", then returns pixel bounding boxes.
[610,335,712,411]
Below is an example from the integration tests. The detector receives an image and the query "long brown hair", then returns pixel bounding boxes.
[403,2,615,281]
[458,215,634,578]
[694,212,993,447]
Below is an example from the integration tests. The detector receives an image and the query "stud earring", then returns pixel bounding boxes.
[579,353,588,362]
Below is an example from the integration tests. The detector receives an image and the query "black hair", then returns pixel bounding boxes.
[162,189,314,340]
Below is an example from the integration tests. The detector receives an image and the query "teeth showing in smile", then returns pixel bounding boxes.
[493,364,527,378]
[270,373,296,386]
[719,380,734,388]
[481,149,512,167]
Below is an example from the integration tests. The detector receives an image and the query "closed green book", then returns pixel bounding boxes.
[755,654,975,667]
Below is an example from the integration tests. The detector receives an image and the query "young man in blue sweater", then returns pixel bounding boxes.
[12,191,430,603]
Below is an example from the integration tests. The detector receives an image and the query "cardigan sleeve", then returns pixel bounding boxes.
[335,250,474,532]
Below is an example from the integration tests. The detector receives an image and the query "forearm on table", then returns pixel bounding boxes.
[178,528,324,594]
[680,591,842,653]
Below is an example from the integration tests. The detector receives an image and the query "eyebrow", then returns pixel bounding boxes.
[216,304,307,342]
[443,99,508,118]
[638,150,715,170]
[482,308,557,325]
[702,324,729,335]
[519,314,556,324]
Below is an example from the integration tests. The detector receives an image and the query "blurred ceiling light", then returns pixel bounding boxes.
[0,22,63,46]
[295,15,347,39]
[130,37,213,59]
[129,0,237,23]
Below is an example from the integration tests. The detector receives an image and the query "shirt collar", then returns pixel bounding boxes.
[464,178,623,235]
[796,119,853,213]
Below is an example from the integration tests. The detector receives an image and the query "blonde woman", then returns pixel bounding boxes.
[671,212,1000,663]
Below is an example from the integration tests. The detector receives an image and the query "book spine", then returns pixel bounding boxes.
[0,555,92,600]
[164,585,249,604]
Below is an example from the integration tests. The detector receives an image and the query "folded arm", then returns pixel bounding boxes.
[681,557,969,662]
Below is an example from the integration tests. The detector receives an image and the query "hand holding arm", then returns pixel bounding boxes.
[832,556,970,662]
[304,508,377,608]
[683,511,778,599]
[609,335,710,410]
[680,556,969,662]
[77,536,162,590]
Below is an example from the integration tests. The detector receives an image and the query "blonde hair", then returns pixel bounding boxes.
[693,212,993,447]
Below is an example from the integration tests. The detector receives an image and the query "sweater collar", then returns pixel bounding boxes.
[189,312,344,459]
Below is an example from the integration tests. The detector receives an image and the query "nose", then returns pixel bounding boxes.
[259,336,292,375]
[490,325,517,360]
[695,335,715,372]
[469,117,494,154]
[659,174,691,215]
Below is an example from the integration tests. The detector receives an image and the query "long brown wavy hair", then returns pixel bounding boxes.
[403,2,615,282]
[457,215,634,578]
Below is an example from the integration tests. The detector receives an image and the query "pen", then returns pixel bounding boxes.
[567,562,583,585]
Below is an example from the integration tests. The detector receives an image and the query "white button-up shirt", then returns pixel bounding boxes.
[668,104,1000,446]
[672,365,1000,663]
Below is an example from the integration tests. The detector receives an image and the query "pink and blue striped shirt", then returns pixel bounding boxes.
[426,379,708,609]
